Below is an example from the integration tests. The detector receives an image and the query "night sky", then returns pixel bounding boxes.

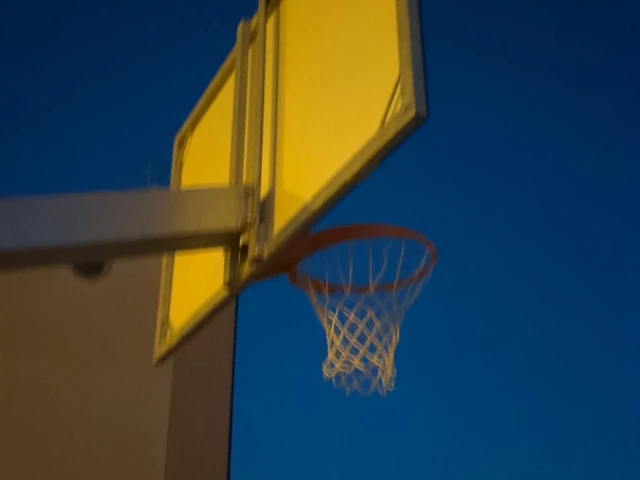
[1,0,638,479]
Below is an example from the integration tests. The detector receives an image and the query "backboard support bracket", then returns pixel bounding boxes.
[244,0,268,264]
[224,19,251,288]
[224,2,269,286]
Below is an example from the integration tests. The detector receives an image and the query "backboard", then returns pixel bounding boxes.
[154,0,426,361]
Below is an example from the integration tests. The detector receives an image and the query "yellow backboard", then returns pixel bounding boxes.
[155,0,426,361]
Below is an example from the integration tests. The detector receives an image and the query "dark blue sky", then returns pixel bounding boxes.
[2,1,639,479]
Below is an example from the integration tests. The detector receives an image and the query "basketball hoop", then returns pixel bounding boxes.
[273,224,437,396]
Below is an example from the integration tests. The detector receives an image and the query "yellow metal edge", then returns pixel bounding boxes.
[398,0,427,120]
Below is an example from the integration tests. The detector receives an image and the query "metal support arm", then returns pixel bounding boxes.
[0,186,249,270]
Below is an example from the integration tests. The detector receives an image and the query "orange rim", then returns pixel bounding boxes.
[275,224,438,294]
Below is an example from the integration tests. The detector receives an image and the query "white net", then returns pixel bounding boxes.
[296,237,435,396]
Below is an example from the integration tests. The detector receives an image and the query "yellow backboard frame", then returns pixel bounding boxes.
[154,0,426,362]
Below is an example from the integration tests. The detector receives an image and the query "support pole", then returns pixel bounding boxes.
[0,186,248,270]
